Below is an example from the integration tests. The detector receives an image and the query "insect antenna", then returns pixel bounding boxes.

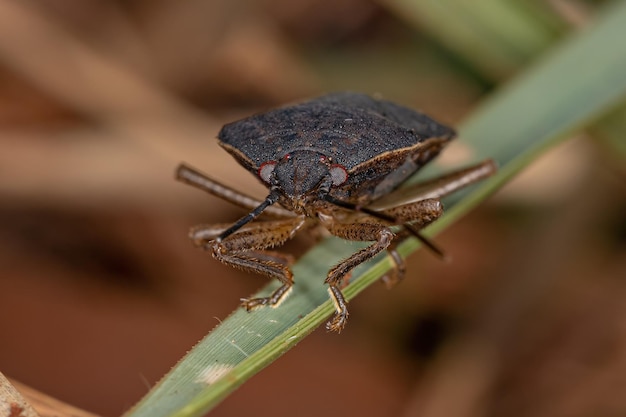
[323,195,448,260]
[217,189,281,242]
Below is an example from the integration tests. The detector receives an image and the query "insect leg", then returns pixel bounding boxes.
[380,229,410,289]
[368,159,497,210]
[176,163,294,218]
[327,197,445,287]
[192,216,307,309]
[326,195,447,259]
[370,197,444,287]
[318,216,397,332]
[376,198,443,227]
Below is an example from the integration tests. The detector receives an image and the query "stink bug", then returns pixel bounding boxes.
[177,92,496,332]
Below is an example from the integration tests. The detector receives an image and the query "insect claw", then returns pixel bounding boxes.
[325,311,349,333]
[326,286,349,332]
[241,297,268,310]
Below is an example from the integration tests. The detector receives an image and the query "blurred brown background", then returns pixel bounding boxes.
[0,1,625,416]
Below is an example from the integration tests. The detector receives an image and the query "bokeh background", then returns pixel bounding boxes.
[1,1,625,416]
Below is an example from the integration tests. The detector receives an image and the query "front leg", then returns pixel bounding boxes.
[191,216,307,309]
[375,198,443,287]
[319,198,444,332]
[319,215,396,332]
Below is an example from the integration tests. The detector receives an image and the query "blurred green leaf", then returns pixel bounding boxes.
[125,3,626,417]
[590,104,626,159]
[378,0,565,80]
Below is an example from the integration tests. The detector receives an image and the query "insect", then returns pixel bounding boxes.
[177,92,496,332]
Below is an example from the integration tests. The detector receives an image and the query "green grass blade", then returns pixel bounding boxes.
[379,0,562,79]
[125,4,626,416]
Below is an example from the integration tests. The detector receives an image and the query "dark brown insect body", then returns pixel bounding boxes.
[177,92,496,332]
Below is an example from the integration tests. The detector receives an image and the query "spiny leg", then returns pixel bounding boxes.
[319,198,445,331]
[380,229,409,289]
[215,223,300,309]
[335,197,444,288]
[327,194,448,259]
[374,198,443,227]
[192,216,307,309]
[375,198,444,288]
[319,216,396,332]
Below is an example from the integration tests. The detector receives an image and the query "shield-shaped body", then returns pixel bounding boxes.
[217,92,455,206]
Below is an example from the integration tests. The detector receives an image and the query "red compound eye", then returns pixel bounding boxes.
[329,164,348,185]
[258,161,276,183]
